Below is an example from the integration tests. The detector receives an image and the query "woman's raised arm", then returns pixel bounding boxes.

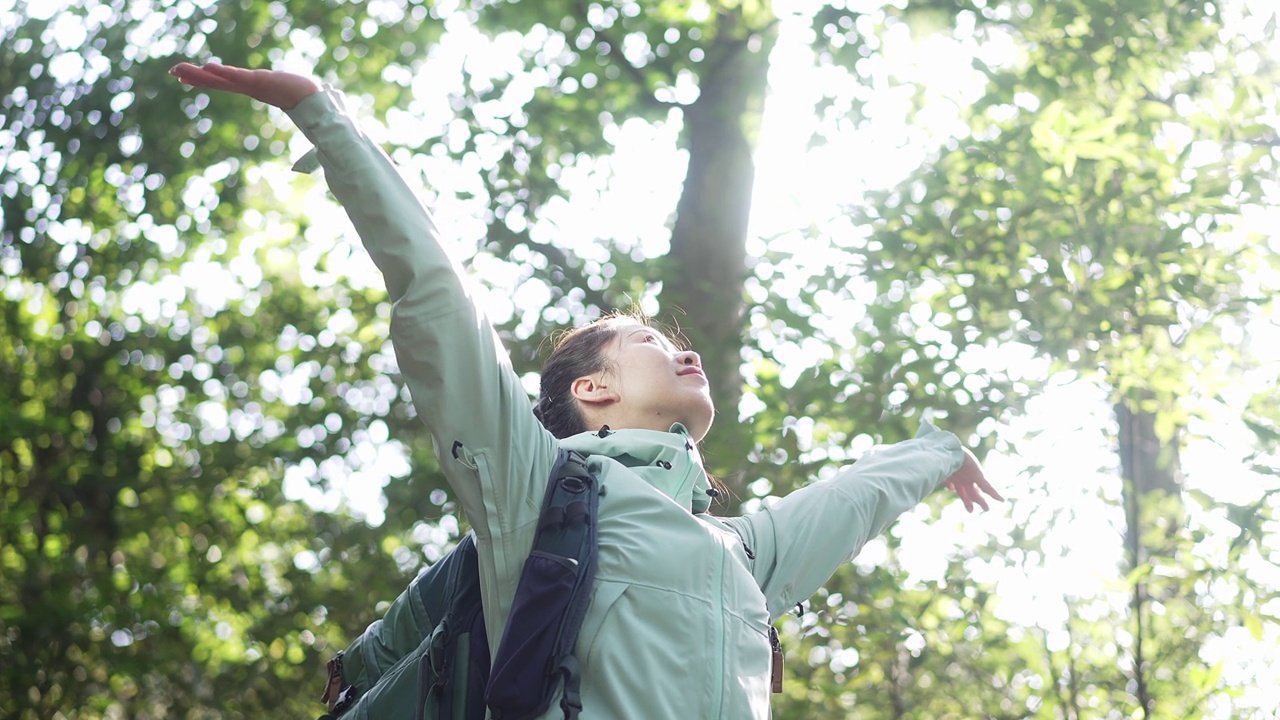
[172,62,559,590]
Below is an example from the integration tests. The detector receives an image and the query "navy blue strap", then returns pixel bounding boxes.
[484,449,599,720]
[558,656,583,720]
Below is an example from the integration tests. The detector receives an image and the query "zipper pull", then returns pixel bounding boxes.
[769,627,784,694]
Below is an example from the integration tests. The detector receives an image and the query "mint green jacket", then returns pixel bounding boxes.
[287,89,965,719]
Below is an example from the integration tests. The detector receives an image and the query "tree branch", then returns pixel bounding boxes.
[573,0,682,112]
[483,223,613,313]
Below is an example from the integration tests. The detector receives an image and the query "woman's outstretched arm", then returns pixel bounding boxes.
[171,62,559,593]
[720,422,1000,621]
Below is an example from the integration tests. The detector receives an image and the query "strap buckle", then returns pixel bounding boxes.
[769,627,784,694]
[321,654,344,709]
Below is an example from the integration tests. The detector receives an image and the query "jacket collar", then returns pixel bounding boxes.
[560,423,712,514]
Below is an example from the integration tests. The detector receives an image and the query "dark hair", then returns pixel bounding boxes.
[535,314,728,508]
[534,313,658,438]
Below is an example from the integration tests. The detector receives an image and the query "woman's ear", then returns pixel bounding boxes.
[571,374,619,407]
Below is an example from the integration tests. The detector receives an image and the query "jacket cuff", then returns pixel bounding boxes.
[915,420,966,479]
[286,86,346,173]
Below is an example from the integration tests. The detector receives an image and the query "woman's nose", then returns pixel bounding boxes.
[677,351,701,367]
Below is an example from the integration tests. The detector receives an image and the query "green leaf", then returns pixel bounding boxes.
[1244,614,1265,641]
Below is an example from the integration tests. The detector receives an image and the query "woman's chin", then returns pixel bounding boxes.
[686,405,715,443]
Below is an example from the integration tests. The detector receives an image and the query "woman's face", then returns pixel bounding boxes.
[588,323,715,441]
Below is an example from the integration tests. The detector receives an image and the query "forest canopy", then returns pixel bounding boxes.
[2,0,1279,718]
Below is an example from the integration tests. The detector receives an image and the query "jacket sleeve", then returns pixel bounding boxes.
[721,422,965,620]
[284,89,558,585]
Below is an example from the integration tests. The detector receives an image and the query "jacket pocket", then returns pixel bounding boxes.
[576,580,629,671]
[732,610,775,697]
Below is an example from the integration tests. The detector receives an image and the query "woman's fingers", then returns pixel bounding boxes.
[975,475,1005,502]
[947,476,1001,513]
[199,63,267,93]
[192,63,250,89]
[169,62,319,108]
[946,455,1004,512]
[971,486,990,512]
[947,479,974,512]
[170,62,244,93]
[201,62,242,78]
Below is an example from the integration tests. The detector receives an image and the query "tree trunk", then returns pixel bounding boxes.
[1116,402,1182,497]
[1114,399,1185,718]
[662,18,774,495]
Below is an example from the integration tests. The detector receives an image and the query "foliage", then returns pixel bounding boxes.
[784,0,1280,716]
[2,0,1278,718]
[1,1,456,716]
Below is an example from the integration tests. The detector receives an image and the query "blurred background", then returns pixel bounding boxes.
[2,0,1279,717]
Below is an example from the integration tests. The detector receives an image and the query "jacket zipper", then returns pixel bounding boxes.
[677,455,727,717]
[710,542,727,718]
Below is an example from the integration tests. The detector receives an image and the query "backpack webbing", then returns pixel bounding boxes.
[485,448,599,720]
[319,448,598,720]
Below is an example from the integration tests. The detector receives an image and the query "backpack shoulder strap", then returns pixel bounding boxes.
[539,450,596,720]
[485,447,600,720]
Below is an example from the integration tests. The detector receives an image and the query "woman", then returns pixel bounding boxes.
[170,61,1000,719]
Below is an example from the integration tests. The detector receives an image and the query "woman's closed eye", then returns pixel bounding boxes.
[634,329,676,352]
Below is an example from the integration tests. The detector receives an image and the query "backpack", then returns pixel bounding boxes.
[319,448,600,720]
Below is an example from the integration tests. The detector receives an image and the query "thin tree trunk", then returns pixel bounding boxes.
[1116,401,1182,497]
[889,644,910,720]
[1043,597,1082,720]
[1115,398,1185,718]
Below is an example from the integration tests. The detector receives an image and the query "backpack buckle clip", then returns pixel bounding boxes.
[321,654,345,710]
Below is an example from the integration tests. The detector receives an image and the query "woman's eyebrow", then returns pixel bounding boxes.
[628,327,674,350]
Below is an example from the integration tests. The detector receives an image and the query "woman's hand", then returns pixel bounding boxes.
[943,447,1003,512]
[169,62,321,110]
